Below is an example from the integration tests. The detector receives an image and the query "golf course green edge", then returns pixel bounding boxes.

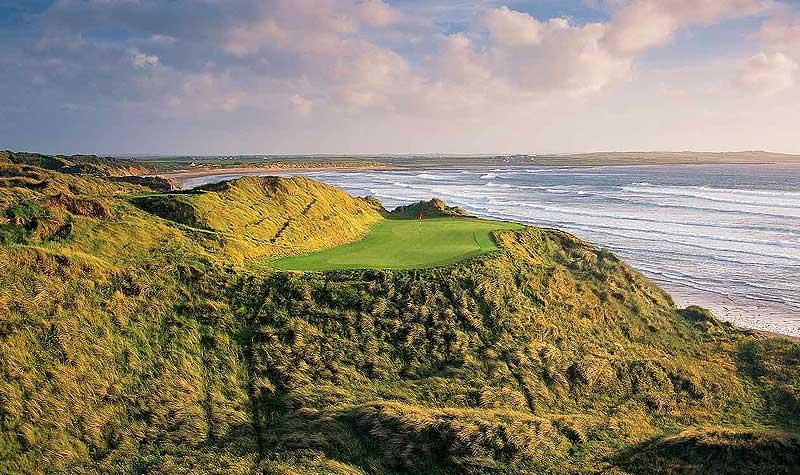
[268,216,525,271]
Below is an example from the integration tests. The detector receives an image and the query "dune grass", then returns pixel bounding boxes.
[4,158,800,474]
[269,216,524,270]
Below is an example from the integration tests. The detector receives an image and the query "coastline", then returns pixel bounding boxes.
[156,165,400,188]
[151,159,800,189]
[151,162,800,341]
[659,283,799,339]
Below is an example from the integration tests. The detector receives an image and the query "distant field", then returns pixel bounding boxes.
[270,217,524,270]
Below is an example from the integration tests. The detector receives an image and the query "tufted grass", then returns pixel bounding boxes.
[2,155,799,474]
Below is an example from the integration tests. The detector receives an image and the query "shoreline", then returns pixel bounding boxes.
[155,160,800,188]
[749,329,800,342]
[655,281,799,340]
[155,159,800,182]
[156,165,401,188]
[153,163,799,342]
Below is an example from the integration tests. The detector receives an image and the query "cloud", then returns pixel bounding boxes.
[24,1,777,116]
[355,0,401,27]
[497,19,631,95]
[223,10,352,57]
[331,41,414,109]
[481,6,542,46]
[132,51,159,68]
[736,52,798,96]
[603,0,770,55]
[760,15,800,49]
[435,34,492,84]
[290,94,313,115]
[222,0,402,57]
[4,0,800,153]
[455,9,632,96]
[216,0,419,112]
[178,73,245,112]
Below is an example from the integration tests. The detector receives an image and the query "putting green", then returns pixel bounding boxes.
[269,217,524,270]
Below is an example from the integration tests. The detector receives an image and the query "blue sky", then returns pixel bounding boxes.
[1,0,800,154]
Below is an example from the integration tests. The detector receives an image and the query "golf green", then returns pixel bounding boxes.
[269,217,524,270]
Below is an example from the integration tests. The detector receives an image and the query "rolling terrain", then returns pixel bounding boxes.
[0,152,798,474]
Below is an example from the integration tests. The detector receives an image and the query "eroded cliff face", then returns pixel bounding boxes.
[0,156,798,474]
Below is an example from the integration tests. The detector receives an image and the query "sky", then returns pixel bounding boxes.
[1,0,800,155]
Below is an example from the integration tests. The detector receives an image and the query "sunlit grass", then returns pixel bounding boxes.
[269,217,524,270]
[1,158,799,474]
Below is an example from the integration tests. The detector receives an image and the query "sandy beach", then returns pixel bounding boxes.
[158,165,398,189]
[154,163,800,340]
[666,285,800,339]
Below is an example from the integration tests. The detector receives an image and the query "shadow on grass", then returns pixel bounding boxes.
[736,338,800,431]
[610,428,800,475]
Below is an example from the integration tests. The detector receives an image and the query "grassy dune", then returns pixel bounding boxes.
[270,217,523,270]
[130,175,383,263]
[1,153,799,474]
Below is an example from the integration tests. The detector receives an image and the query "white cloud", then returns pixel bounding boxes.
[462,10,632,96]
[224,19,286,57]
[223,1,354,58]
[223,0,401,58]
[736,52,798,96]
[8,0,800,153]
[760,16,800,49]
[603,0,770,55]
[331,41,414,109]
[39,1,783,120]
[501,20,631,95]
[176,73,246,113]
[482,6,542,46]
[132,51,159,68]
[355,0,401,27]
[435,34,492,84]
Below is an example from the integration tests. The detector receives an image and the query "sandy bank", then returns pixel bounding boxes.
[157,165,399,188]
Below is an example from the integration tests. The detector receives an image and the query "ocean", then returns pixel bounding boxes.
[183,163,800,336]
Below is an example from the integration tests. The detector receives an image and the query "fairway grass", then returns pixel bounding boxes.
[269,217,524,270]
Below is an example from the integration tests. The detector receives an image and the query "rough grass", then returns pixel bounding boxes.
[1,160,799,474]
[130,175,383,264]
[269,217,524,270]
[616,428,800,474]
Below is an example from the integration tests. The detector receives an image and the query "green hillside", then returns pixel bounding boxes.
[0,153,798,474]
[130,176,384,263]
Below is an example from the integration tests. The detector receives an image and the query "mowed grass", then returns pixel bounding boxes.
[269,217,524,270]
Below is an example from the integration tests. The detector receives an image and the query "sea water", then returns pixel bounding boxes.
[185,164,800,336]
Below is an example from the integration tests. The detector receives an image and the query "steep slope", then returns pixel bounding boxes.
[0,158,798,474]
[131,176,384,262]
[229,229,799,474]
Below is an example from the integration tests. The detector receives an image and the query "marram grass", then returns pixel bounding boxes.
[0,154,798,474]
